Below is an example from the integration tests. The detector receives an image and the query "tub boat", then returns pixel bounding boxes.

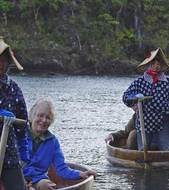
[48,163,94,190]
[0,163,94,190]
[106,138,169,169]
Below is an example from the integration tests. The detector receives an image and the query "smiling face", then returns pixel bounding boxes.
[150,58,161,72]
[31,102,54,135]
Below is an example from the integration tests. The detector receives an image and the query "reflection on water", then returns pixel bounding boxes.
[132,169,169,190]
[104,166,169,190]
[12,74,169,190]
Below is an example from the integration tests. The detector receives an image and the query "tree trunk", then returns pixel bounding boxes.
[134,0,144,49]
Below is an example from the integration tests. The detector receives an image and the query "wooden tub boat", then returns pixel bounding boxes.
[106,138,169,169]
[0,163,94,190]
[48,163,94,190]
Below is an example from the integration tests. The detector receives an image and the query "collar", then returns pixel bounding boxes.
[30,128,46,142]
[29,126,53,141]
[143,72,168,84]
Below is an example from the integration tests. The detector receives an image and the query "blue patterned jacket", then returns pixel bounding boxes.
[0,74,29,168]
[123,72,169,133]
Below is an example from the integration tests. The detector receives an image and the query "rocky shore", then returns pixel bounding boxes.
[12,48,139,75]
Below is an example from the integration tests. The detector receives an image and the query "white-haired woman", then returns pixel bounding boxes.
[23,99,96,190]
[123,48,169,151]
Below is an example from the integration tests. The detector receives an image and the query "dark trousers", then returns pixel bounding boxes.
[137,117,169,151]
[1,168,27,190]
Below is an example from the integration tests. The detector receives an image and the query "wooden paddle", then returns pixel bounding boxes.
[137,96,153,170]
[0,116,26,125]
[0,117,26,176]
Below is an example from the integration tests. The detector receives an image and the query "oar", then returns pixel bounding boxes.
[0,116,26,125]
[137,96,153,170]
[0,117,26,176]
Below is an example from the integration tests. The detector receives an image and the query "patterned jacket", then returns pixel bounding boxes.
[0,74,29,169]
[123,72,169,133]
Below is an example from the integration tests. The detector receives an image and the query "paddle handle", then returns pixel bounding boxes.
[0,116,27,126]
[137,95,152,153]
[0,124,10,176]
[138,100,149,169]
[0,117,27,176]
[130,96,153,103]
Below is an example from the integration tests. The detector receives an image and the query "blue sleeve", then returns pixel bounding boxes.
[52,138,80,180]
[17,131,30,162]
[123,79,139,107]
[13,85,30,162]
[0,109,15,117]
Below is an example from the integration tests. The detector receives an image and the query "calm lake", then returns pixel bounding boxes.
[12,74,169,190]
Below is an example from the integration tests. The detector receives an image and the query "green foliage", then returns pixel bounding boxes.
[116,29,134,42]
[142,0,169,51]
[18,0,66,15]
[0,0,13,12]
[19,0,43,10]
[98,13,119,26]
[149,30,169,50]
[3,0,169,63]
[111,0,127,6]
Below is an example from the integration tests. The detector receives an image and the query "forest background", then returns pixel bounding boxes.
[1,0,169,75]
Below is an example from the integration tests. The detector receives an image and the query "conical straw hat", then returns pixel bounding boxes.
[0,37,23,70]
[137,48,169,72]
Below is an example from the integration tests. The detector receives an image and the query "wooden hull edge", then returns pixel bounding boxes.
[58,175,94,190]
[106,155,169,169]
[49,163,94,190]
[106,142,169,169]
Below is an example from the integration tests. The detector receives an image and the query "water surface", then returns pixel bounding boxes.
[12,74,169,190]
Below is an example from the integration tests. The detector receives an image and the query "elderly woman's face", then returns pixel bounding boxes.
[31,103,53,135]
[0,53,9,75]
[150,58,161,72]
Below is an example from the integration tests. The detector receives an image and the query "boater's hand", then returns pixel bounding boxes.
[105,134,114,143]
[26,182,35,190]
[80,170,96,179]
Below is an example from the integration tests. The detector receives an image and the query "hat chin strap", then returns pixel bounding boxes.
[9,48,23,71]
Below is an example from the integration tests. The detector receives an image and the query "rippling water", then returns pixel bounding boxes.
[12,74,169,190]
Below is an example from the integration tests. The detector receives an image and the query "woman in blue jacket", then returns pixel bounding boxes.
[23,99,96,190]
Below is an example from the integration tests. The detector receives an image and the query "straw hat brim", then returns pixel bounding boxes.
[137,48,169,72]
[0,39,23,71]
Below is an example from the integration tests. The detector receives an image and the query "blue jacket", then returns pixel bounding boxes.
[23,130,80,184]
